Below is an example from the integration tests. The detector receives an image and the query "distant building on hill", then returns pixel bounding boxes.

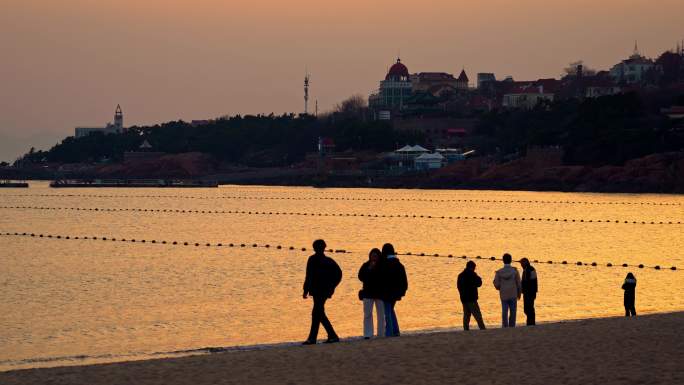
[369,57,471,120]
[610,42,657,84]
[123,140,165,163]
[477,73,496,89]
[368,58,413,116]
[502,79,559,109]
[75,105,126,138]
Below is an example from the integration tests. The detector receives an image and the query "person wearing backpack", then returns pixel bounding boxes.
[302,239,342,344]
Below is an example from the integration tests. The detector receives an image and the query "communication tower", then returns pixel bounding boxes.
[304,71,310,115]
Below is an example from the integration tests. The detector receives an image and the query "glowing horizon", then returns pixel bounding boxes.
[1,0,683,160]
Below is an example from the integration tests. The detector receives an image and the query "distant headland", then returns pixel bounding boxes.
[2,43,684,194]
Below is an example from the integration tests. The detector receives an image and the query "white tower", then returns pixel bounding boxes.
[114,104,123,130]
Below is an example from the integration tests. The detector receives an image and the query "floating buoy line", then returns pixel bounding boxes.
[0,231,677,272]
[2,193,682,206]
[0,205,681,226]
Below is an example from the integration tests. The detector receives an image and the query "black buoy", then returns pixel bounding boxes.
[638,264,644,269]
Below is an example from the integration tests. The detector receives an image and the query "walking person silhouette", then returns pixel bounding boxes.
[302,239,342,345]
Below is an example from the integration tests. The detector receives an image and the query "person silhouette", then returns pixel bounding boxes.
[622,273,637,317]
[493,253,521,327]
[519,258,538,325]
[381,243,407,337]
[302,239,342,345]
[457,261,486,330]
[358,248,385,339]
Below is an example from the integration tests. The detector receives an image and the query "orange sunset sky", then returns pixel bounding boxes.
[1,0,683,161]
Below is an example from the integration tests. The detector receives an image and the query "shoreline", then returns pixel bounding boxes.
[5,178,684,196]
[2,311,683,384]
[1,311,681,372]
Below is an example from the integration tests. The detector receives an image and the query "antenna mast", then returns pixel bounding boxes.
[304,70,310,115]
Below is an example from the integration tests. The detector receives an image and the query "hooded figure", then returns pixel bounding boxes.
[622,273,637,317]
[493,253,521,327]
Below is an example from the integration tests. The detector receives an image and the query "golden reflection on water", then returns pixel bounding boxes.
[1,182,683,370]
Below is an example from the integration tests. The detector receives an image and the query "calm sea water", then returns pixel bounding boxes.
[1,182,683,371]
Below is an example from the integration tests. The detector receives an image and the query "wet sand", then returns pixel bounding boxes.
[2,312,683,385]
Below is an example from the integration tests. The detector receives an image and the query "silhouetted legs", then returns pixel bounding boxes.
[501,298,517,327]
[363,298,385,338]
[523,295,536,325]
[384,300,400,337]
[307,296,338,342]
[462,302,486,330]
[624,302,637,317]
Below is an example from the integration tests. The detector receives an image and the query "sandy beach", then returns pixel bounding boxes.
[2,312,683,385]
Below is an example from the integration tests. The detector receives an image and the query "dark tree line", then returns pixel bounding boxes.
[20,113,424,167]
[474,90,684,166]
[18,86,684,169]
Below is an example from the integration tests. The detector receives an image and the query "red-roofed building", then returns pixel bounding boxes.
[318,137,336,156]
[502,79,558,109]
[369,58,413,114]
